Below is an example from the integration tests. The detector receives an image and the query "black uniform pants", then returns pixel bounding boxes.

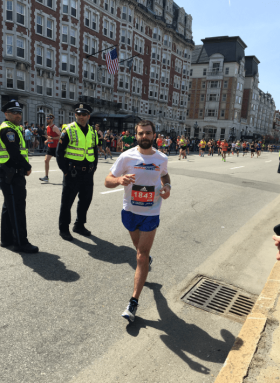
[59,172,94,231]
[0,174,28,245]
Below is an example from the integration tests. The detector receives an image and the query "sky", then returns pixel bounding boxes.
[176,0,280,111]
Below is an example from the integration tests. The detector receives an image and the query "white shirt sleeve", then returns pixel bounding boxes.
[110,155,125,177]
[160,158,168,177]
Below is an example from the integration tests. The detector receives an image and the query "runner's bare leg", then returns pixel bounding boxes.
[129,229,157,300]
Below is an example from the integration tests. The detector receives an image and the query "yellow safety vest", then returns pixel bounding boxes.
[64,122,98,162]
[0,121,29,164]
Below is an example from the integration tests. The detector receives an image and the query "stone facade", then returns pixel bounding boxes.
[0,0,194,132]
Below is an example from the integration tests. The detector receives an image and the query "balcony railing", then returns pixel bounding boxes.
[207,70,223,76]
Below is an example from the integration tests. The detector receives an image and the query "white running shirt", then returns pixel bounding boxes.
[110,147,168,216]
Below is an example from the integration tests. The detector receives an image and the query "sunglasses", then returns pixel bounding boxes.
[76,112,89,116]
[10,111,22,115]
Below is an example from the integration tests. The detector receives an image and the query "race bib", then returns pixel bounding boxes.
[131,185,155,207]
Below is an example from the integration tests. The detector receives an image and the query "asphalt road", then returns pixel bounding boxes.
[0,150,279,383]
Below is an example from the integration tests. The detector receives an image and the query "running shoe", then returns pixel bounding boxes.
[39,176,49,182]
[111,155,113,160]
[122,299,138,323]
[105,154,107,159]
[149,255,153,266]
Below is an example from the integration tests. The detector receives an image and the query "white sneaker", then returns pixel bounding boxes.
[39,176,49,182]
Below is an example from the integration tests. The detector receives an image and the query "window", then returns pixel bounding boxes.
[209,94,217,101]
[199,109,203,117]
[111,0,115,14]
[91,39,97,55]
[37,77,43,94]
[103,20,108,36]
[203,68,206,76]
[127,31,131,45]
[210,81,218,88]
[221,110,225,117]
[6,69,13,88]
[61,82,67,98]
[200,94,205,102]
[37,15,43,34]
[222,94,227,102]
[122,6,127,20]
[69,84,75,99]
[62,54,67,71]
[110,23,114,39]
[239,96,241,104]
[92,14,97,30]
[70,57,76,73]
[189,81,192,89]
[119,75,123,87]
[190,69,193,76]
[62,26,68,42]
[207,109,216,117]
[237,82,240,90]
[121,29,125,43]
[17,70,25,90]
[6,35,13,55]
[71,0,77,17]
[17,38,24,58]
[47,0,53,7]
[47,19,53,39]
[85,10,90,26]
[70,28,76,45]
[46,50,52,68]
[235,95,238,103]
[16,3,24,25]
[46,79,52,96]
[63,0,68,13]
[84,36,89,53]
[240,83,243,91]
[6,1,13,21]
[224,81,228,88]
[90,65,95,80]
[202,81,206,89]
[225,67,229,75]
[36,47,43,65]
[128,8,132,22]
[104,0,108,10]
[83,63,88,78]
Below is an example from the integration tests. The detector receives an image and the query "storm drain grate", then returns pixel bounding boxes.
[181,277,256,323]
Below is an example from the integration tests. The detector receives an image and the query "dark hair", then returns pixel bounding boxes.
[135,120,155,134]
[24,121,28,125]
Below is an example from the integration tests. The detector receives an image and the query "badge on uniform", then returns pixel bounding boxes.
[6,132,15,142]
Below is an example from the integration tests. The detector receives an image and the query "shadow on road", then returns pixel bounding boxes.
[73,235,137,270]
[126,282,239,375]
[21,252,80,282]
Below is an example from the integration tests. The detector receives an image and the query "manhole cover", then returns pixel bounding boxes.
[181,277,256,323]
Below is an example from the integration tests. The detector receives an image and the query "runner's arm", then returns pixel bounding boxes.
[50,125,61,140]
[105,171,135,188]
[160,173,171,199]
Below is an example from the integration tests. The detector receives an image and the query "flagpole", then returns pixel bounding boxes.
[86,44,118,59]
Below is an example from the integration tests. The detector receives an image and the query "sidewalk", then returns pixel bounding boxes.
[215,261,280,383]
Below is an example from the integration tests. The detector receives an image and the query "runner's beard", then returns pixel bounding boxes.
[138,138,153,149]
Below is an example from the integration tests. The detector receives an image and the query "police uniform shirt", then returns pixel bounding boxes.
[0,120,31,172]
[56,122,98,174]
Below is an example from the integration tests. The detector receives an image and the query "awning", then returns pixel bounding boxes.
[90,113,142,123]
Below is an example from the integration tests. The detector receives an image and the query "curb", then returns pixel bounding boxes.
[214,261,280,383]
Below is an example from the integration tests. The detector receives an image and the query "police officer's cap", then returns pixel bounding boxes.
[1,99,22,113]
[74,103,92,114]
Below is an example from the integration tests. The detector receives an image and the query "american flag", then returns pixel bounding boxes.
[105,48,119,74]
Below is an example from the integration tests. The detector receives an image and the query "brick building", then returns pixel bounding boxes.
[185,36,276,140]
[0,0,194,133]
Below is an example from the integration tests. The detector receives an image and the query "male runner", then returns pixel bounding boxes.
[104,120,171,323]
[221,139,228,162]
[39,114,60,182]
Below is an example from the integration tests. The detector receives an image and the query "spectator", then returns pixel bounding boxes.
[24,125,32,151]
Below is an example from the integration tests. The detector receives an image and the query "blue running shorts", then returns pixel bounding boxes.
[121,210,160,232]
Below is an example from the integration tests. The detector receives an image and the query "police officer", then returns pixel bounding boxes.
[56,103,98,241]
[0,100,38,253]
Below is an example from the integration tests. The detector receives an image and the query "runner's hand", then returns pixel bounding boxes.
[118,174,135,186]
[26,169,32,176]
[272,235,280,261]
[159,185,170,199]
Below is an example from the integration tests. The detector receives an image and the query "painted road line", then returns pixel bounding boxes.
[100,188,124,195]
[33,170,60,173]
[265,160,272,163]
[230,166,244,169]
